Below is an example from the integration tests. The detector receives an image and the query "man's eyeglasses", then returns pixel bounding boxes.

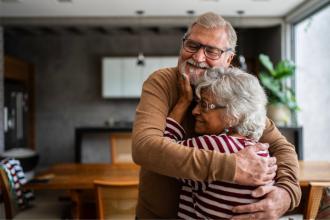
[195,99,226,112]
[182,38,232,60]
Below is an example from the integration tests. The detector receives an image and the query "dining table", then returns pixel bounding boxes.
[298,160,330,187]
[25,163,140,190]
[25,161,330,189]
[24,163,140,219]
[24,161,330,218]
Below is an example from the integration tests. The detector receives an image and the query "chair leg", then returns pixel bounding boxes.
[70,190,82,220]
[305,184,325,219]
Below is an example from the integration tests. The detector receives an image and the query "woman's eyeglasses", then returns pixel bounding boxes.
[195,99,226,112]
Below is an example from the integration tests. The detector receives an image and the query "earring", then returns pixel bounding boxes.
[224,128,229,134]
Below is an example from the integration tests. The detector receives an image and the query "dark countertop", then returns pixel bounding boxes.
[75,126,132,132]
[75,124,133,163]
[76,121,133,132]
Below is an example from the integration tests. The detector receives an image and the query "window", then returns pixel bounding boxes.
[294,4,330,160]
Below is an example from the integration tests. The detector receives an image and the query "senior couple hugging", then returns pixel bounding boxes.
[132,12,300,220]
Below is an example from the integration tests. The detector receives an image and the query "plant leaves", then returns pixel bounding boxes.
[258,54,299,111]
[259,54,275,75]
[274,60,295,79]
[259,73,282,100]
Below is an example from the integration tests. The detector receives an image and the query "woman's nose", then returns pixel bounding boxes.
[192,104,201,116]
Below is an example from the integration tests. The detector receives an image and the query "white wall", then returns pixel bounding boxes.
[295,5,330,160]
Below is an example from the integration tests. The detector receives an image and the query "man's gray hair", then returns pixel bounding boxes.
[185,12,237,52]
[195,67,268,140]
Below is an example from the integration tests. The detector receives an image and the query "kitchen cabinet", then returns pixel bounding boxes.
[4,56,35,150]
[102,56,177,98]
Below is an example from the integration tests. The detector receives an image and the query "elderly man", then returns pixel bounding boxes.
[132,12,301,219]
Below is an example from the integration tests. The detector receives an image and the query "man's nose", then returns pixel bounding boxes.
[192,47,206,62]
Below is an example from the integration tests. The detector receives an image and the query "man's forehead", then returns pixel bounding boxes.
[188,25,230,48]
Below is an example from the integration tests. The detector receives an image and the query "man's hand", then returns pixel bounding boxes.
[231,185,291,220]
[233,142,277,186]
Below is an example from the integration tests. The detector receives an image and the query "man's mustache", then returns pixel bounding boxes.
[186,59,210,69]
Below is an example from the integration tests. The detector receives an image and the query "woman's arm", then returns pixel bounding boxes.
[168,72,192,124]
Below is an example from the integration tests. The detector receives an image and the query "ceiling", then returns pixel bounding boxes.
[0,0,306,17]
[1,0,308,37]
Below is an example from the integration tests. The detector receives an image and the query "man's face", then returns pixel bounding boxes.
[178,24,233,85]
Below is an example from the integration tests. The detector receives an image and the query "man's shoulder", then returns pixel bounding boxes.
[147,66,178,81]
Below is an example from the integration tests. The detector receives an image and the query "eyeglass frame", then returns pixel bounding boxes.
[195,98,227,112]
[182,37,232,60]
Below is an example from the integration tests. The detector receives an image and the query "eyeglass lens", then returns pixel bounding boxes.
[183,39,225,60]
[196,99,226,112]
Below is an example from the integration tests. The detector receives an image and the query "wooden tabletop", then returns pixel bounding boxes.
[25,161,330,190]
[298,160,330,187]
[25,163,140,190]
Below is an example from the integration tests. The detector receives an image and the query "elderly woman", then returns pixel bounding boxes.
[164,67,271,219]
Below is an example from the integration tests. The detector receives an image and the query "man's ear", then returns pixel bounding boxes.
[227,53,235,65]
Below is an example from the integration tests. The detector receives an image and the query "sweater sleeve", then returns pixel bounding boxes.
[259,119,301,211]
[132,68,236,182]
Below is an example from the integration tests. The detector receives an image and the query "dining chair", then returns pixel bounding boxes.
[110,132,134,164]
[280,181,330,220]
[305,182,330,219]
[0,168,68,219]
[94,179,139,220]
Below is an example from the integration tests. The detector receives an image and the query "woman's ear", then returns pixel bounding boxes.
[228,117,238,128]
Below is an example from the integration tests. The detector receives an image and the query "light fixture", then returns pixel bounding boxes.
[186,10,195,25]
[0,0,21,2]
[57,0,73,2]
[136,10,145,66]
[236,10,247,71]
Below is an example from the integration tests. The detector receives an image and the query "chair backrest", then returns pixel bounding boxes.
[94,179,138,220]
[0,168,18,219]
[110,132,134,164]
[305,182,330,219]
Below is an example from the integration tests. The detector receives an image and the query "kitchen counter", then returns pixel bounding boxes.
[75,125,132,162]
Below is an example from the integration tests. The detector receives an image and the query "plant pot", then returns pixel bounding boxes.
[267,103,291,126]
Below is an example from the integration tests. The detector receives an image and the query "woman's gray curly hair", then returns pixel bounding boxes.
[195,67,268,141]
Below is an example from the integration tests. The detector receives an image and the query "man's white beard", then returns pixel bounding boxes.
[180,58,210,86]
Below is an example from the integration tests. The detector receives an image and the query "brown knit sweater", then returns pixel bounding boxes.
[132,67,301,218]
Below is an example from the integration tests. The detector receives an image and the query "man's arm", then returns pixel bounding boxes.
[260,119,301,210]
[132,67,275,184]
[231,119,302,219]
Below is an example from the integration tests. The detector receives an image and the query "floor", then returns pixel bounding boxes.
[1,190,72,220]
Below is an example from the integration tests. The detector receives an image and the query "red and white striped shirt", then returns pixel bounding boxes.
[164,117,270,219]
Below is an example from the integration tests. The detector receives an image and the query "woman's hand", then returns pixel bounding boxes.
[177,72,193,105]
[168,72,193,123]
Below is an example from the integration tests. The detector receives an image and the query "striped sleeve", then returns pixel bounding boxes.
[185,135,244,153]
[164,117,186,141]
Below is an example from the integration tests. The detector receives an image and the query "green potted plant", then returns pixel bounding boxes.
[258,54,299,126]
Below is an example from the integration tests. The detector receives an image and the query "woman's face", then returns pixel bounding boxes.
[192,89,231,135]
